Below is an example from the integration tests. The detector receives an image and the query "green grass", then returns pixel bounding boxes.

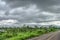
[0,25,59,40]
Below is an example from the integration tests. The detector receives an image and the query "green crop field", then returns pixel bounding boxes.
[0,25,59,40]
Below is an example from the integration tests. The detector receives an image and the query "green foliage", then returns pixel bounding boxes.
[0,25,58,40]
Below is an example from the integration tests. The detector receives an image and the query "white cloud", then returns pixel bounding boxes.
[1,0,60,26]
[40,21,60,26]
[9,4,40,15]
[42,11,55,16]
[8,4,58,23]
[0,19,18,25]
[0,11,6,15]
[0,4,59,25]
[0,0,10,17]
[0,0,6,6]
[0,11,5,15]
[24,21,60,26]
[0,11,6,17]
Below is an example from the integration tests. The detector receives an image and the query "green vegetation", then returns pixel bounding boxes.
[0,25,59,40]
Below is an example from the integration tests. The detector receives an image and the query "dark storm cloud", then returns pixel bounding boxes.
[2,0,32,8]
[2,0,60,13]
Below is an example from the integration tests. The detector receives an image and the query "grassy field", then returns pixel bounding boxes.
[0,25,59,40]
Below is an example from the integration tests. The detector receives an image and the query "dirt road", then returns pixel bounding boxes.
[28,31,60,40]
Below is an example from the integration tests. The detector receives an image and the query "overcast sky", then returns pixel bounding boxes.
[0,0,60,26]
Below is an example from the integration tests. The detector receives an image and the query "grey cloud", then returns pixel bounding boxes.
[2,0,60,13]
[0,0,60,24]
[2,0,32,8]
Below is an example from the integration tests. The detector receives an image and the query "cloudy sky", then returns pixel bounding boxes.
[0,0,60,26]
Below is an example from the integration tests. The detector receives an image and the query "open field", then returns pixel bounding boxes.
[0,25,59,40]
